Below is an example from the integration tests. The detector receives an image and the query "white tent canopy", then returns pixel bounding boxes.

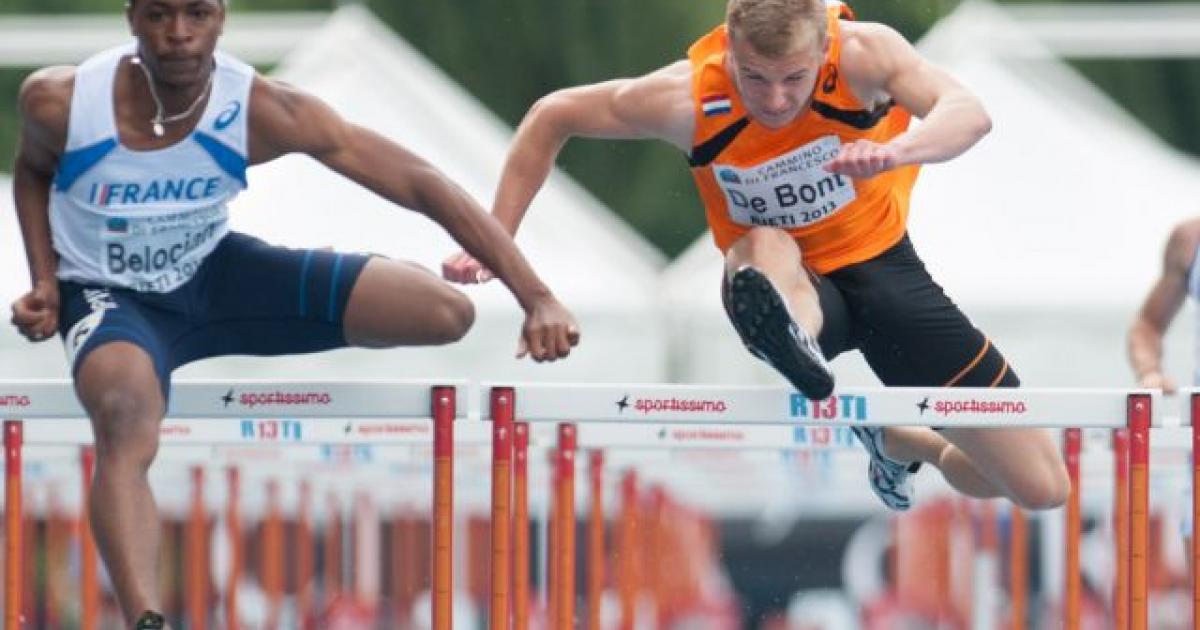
[661,0,1198,388]
[0,6,668,389]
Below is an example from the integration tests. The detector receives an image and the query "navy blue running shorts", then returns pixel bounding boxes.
[58,231,372,398]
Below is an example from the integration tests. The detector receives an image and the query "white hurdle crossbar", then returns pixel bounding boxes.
[482,383,1152,428]
[483,384,1160,630]
[0,379,465,630]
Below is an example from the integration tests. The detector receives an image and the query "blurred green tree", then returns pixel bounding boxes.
[2,0,1199,255]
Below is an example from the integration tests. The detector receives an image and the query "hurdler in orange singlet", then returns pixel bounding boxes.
[688,6,919,274]
[446,0,1070,518]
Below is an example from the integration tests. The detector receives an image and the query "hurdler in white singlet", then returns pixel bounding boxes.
[50,44,253,293]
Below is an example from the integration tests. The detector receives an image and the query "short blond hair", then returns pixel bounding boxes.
[726,0,827,58]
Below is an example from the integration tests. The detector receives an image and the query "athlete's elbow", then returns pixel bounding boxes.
[526,90,577,140]
[970,95,993,138]
[968,108,992,144]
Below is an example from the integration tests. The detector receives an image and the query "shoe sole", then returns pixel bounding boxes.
[728,267,834,400]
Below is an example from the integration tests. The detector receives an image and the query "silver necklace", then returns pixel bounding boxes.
[130,55,214,137]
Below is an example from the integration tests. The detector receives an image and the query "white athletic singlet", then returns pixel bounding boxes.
[50,44,253,293]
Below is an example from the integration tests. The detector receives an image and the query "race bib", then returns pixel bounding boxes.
[713,135,856,229]
[100,205,227,293]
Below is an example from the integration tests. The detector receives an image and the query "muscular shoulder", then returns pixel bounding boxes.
[249,74,304,121]
[611,60,695,150]
[838,21,918,104]
[613,60,692,103]
[18,66,76,150]
[247,75,344,163]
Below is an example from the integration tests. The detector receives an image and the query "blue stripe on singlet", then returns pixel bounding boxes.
[55,138,118,191]
[298,249,315,317]
[327,254,344,323]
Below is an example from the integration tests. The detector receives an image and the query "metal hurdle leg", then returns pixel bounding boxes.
[1064,427,1082,630]
[4,421,22,630]
[513,423,531,630]
[617,471,637,630]
[224,467,243,630]
[1113,428,1130,630]
[1127,394,1152,630]
[491,388,515,630]
[1008,506,1027,630]
[432,385,456,630]
[587,450,604,630]
[554,425,577,630]
[185,467,209,630]
[296,480,314,629]
[80,446,99,630]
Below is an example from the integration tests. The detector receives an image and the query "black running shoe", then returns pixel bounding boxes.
[134,611,166,630]
[726,266,835,400]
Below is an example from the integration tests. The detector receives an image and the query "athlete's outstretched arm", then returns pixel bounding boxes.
[247,76,579,359]
[444,61,695,283]
[10,67,72,343]
[827,23,992,178]
[1128,220,1200,393]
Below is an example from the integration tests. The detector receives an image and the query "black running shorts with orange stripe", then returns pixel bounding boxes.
[812,233,1016,389]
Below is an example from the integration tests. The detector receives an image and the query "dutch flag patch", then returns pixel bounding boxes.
[701,94,733,116]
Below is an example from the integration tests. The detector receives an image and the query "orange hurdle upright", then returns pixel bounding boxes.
[555,425,578,630]
[1127,393,1152,630]
[4,421,21,630]
[617,471,639,630]
[491,387,515,630]
[1008,506,1026,630]
[587,450,605,630]
[432,385,457,630]
[1113,428,1130,630]
[1064,427,1081,630]
[80,447,99,630]
[297,480,314,630]
[513,423,531,630]
[225,467,243,630]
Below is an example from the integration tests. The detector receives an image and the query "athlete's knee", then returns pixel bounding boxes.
[429,289,475,344]
[87,388,162,468]
[1010,461,1070,511]
[741,226,797,255]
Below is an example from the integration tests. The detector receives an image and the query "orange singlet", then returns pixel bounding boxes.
[687,4,920,275]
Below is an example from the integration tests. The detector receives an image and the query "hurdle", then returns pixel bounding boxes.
[483,384,1161,630]
[0,379,465,630]
[1183,389,1200,629]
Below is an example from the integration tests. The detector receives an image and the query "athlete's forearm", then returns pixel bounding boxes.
[12,156,59,286]
[1127,320,1165,380]
[491,100,572,234]
[421,172,553,308]
[889,91,991,166]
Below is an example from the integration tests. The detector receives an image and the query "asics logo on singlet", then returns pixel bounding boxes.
[89,177,221,207]
[214,100,242,131]
[107,223,218,274]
